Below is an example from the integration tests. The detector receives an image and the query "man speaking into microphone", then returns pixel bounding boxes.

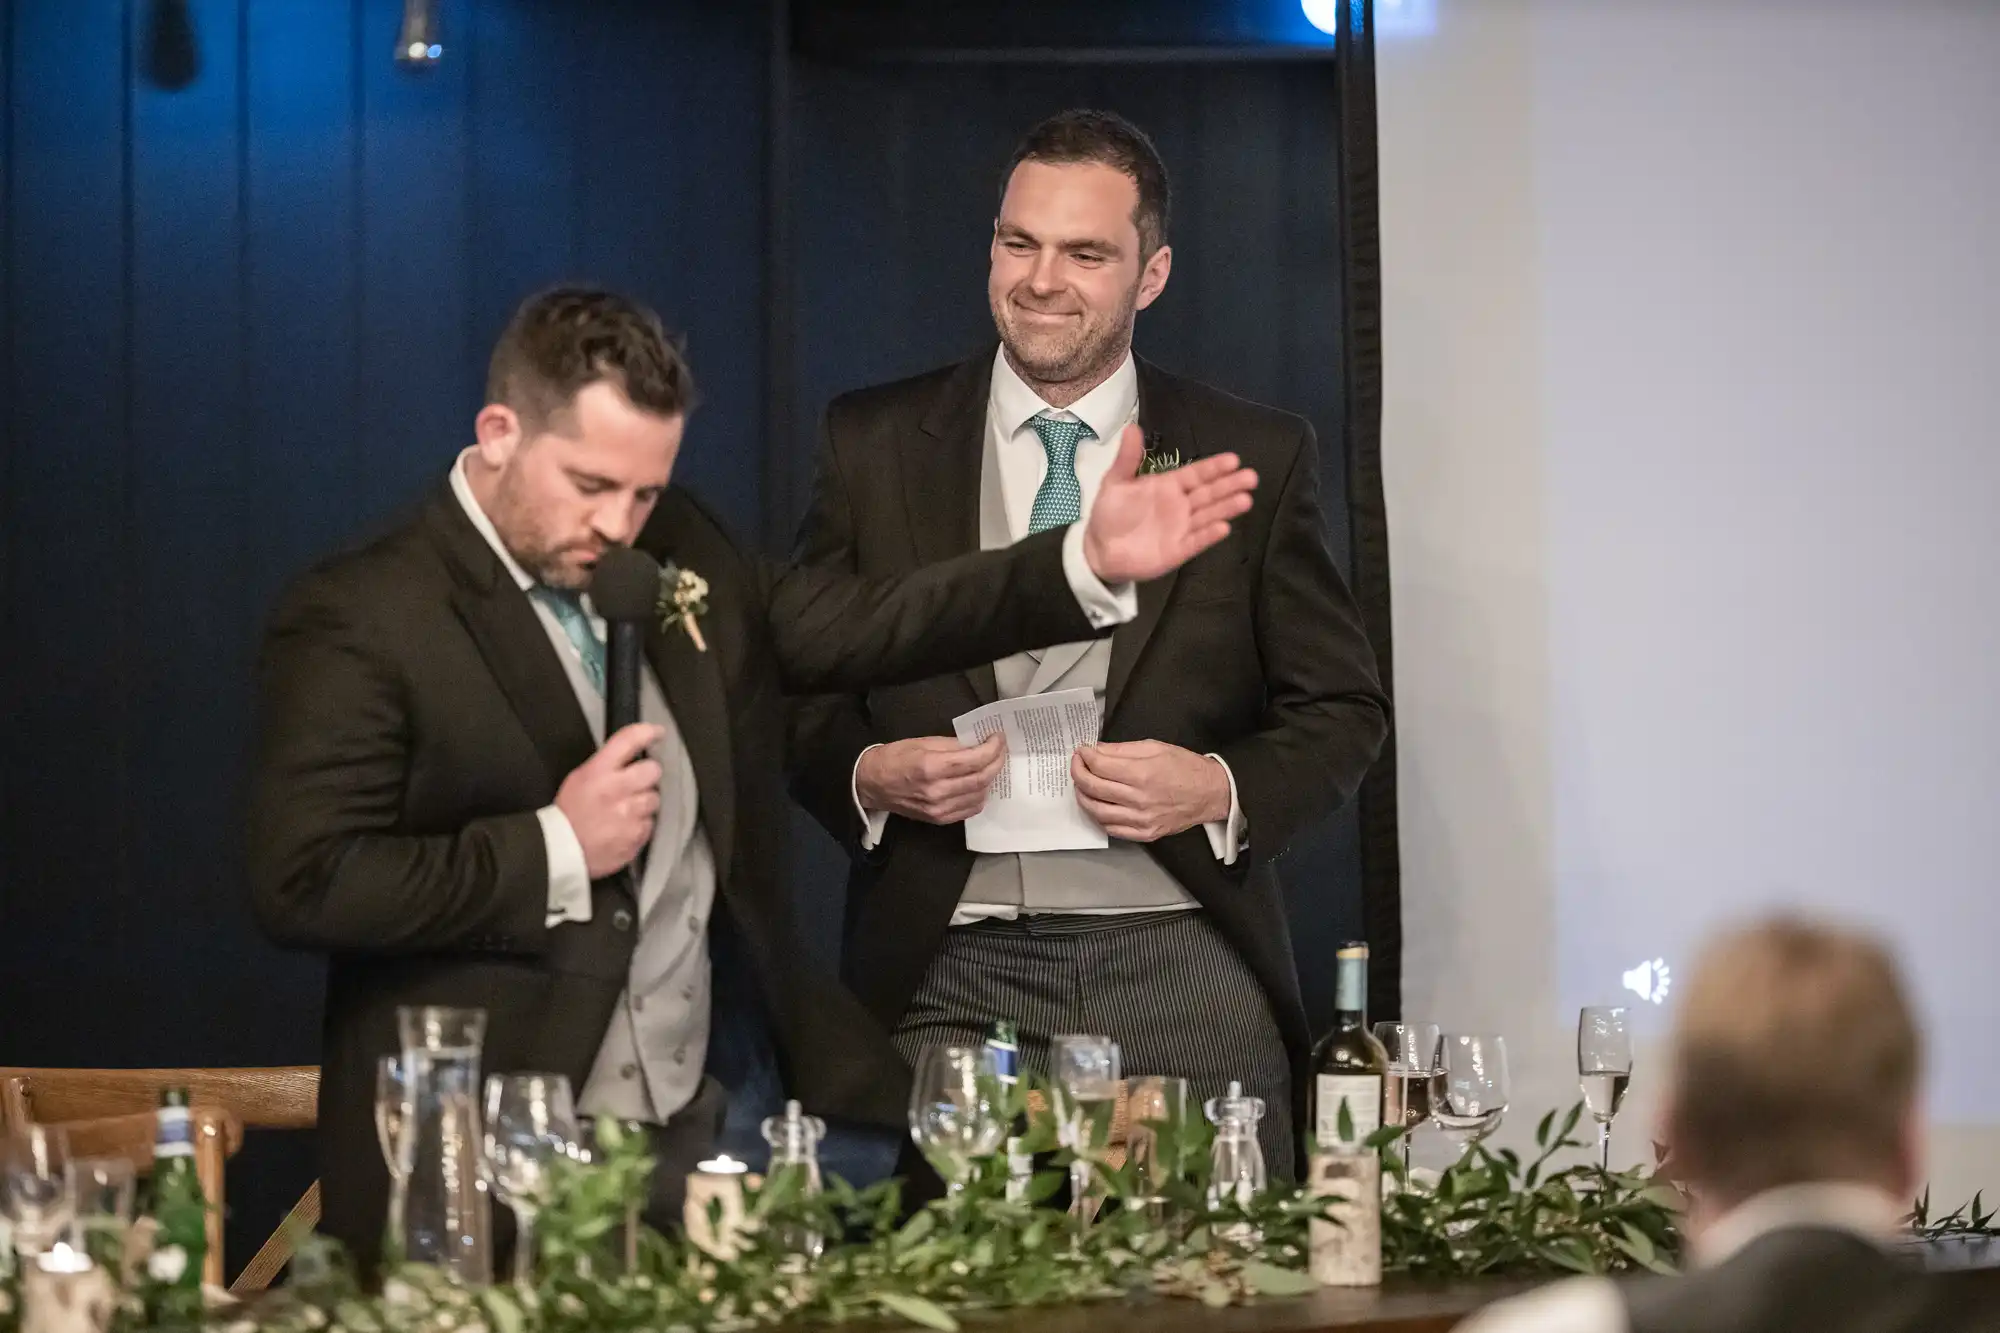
[247,287,1256,1267]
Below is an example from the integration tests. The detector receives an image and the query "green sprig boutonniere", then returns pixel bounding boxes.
[1139,442,1183,475]
[656,560,710,652]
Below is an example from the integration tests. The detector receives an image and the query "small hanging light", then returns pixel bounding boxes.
[394,0,444,68]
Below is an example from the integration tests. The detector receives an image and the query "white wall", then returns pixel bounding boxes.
[1380,0,2000,1199]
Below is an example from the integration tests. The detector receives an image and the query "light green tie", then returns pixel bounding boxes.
[1027,413,1093,534]
[531,586,605,696]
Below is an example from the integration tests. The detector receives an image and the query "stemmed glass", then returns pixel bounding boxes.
[376,1055,411,1179]
[907,1045,1007,1198]
[482,1073,580,1292]
[1372,1021,1442,1179]
[2,1126,73,1258]
[1577,1006,1633,1170]
[1434,1034,1510,1159]
[1049,1035,1120,1222]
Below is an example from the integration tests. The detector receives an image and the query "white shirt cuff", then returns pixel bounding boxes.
[1201,754,1248,865]
[538,805,594,925]
[1061,521,1138,628]
[851,744,892,851]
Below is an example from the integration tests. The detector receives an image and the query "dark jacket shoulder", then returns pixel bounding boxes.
[1154,366,1312,447]
[265,503,455,643]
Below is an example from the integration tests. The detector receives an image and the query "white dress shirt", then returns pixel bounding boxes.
[1454,1182,1909,1333]
[852,348,1249,866]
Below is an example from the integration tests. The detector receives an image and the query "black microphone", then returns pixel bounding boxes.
[589,546,662,739]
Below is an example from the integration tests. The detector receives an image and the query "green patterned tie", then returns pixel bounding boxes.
[531,586,605,696]
[1027,413,1094,534]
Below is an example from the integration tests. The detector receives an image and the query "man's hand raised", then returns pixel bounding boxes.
[1081,424,1257,585]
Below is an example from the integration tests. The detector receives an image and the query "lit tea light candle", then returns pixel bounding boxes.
[35,1244,93,1275]
[696,1154,748,1175]
[24,1243,114,1333]
[684,1154,752,1258]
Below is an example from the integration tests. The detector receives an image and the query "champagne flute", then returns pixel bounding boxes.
[1577,1006,1633,1170]
[1,1126,73,1257]
[1125,1075,1189,1222]
[481,1073,579,1291]
[1049,1034,1120,1222]
[1372,1021,1442,1179]
[376,1054,411,1179]
[907,1045,1007,1197]
[1434,1034,1509,1158]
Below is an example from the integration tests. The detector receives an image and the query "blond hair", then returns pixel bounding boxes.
[1665,916,1920,1204]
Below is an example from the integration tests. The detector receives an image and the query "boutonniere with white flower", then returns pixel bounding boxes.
[1139,441,1184,475]
[657,561,710,653]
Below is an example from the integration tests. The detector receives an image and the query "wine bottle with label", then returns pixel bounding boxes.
[149,1088,208,1313]
[1308,942,1389,1153]
[1307,943,1387,1286]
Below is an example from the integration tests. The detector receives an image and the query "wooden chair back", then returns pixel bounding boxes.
[0,1066,319,1293]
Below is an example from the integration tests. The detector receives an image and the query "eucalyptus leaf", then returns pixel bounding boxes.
[875,1292,960,1331]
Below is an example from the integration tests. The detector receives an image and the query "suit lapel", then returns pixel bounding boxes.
[645,587,736,890]
[912,353,1000,705]
[426,490,599,793]
[1104,359,1197,723]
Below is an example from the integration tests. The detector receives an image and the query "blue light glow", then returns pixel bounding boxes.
[1300,0,1341,37]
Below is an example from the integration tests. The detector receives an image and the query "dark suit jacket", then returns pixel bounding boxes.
[788,351,1390,1100]
[1620,1228,2000,1333]
[248,479,1103,1266]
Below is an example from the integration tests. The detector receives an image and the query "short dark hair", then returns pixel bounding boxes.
[486,286,699,432]
[1000,109,1171,255]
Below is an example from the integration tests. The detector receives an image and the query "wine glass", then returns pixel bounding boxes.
[1434,1034,1509,1158]
[1049,1035,1120,1221]
[68,1157,136,1266]
[907,1045,1007,1197]
[1125,1075,1189,1222]
[2,1126,73,1257]
[481,1072,579,1291]
[1372,1021,1442,1180]
[376,1054,411,1179]
[1577,1006,1633,1170]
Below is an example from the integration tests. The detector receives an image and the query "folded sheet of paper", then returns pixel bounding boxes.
[952,687,1108,853]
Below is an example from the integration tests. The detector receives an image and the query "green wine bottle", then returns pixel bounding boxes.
[149,1088,208,1310]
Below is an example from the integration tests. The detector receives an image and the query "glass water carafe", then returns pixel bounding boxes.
[387,1006,492,1283]
[759,1099,827,1265]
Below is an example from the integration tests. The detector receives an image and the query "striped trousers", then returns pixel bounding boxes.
[893,909,1294,1180]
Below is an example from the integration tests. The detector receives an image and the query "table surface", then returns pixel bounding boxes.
[864,1277,1540,1333]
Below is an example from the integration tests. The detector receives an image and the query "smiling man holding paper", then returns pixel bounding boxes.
[789,111,1388,1177]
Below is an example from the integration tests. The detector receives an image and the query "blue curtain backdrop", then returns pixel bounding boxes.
[0,0,1390,1275]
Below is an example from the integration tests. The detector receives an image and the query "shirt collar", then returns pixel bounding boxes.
[450,450,536,593]
[1693,1182,1907,1268]
[990,345,1137,446]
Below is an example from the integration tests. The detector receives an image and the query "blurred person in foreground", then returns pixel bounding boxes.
[1463,916,1997,1333]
